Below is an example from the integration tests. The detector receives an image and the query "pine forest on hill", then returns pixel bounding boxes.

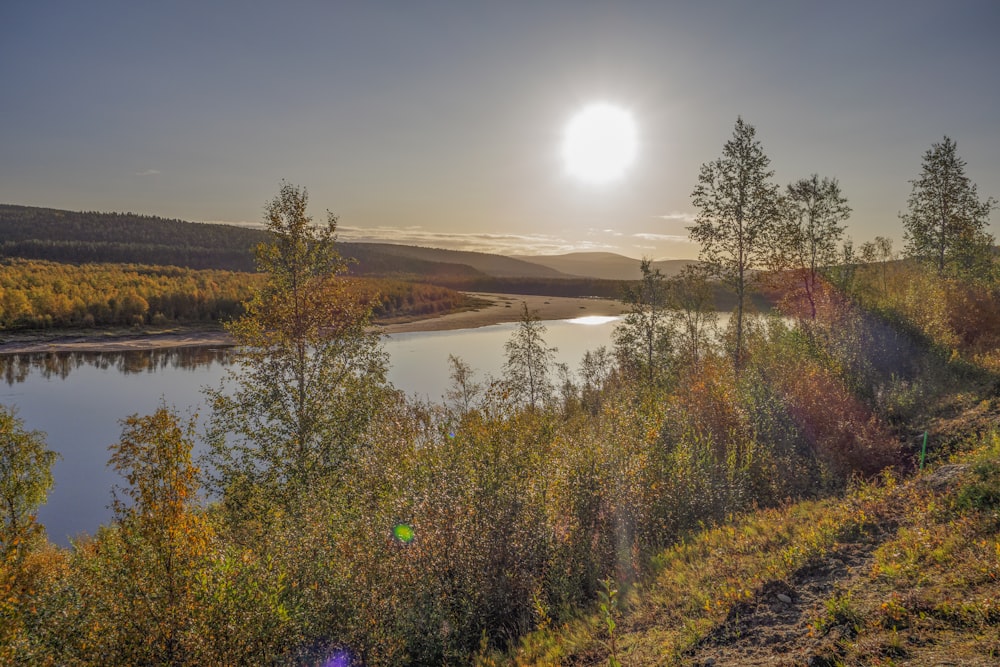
[2,125,1000,666]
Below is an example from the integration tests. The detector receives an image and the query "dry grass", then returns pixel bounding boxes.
[509,432,1000,666]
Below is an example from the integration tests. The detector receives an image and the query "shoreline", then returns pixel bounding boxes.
[0,293,627,354]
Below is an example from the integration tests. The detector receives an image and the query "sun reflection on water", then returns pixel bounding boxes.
[566,315,621,326]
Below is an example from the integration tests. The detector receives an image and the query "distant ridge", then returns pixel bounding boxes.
[346,242,574,279]
[0,204,265,271]
[0,205,570,280]
[511,252,695,280]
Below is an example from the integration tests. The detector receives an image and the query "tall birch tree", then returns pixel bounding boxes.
[689,117,781,368]
[206,183,387,510]
[779,175,850,320]
[901,136,995,278]
[504,302,556,410]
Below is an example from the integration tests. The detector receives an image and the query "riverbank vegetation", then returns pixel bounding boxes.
[0,259,481,331]
[1,124,998,665]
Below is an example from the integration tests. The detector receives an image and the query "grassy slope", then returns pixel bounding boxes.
[504,398,1000,666]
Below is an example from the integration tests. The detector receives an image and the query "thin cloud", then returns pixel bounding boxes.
[655,211,696,224]
[135,169,161,176]
[203,220,623,255]
[632,232,692,243]
[335,225,618,256]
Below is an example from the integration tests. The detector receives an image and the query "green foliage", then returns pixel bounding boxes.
[956,434,1000,513]
[817,591,863,635]
[0,407,56,555]
[598,577,622,667]
[206,182,389,509]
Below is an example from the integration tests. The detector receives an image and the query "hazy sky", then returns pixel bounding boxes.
[3,1,998,259]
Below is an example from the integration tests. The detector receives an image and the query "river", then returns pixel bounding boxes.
[0,316,622,544]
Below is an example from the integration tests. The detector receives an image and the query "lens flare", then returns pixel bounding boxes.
[323,649,352,667]
[393,523,415,544]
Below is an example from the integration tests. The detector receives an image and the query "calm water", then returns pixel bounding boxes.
[0,317,621,544]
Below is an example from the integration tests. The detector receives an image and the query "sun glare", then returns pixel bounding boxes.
[562,103,637,184]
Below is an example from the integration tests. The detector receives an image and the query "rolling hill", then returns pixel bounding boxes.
[0,205,570,280]
[0,205,721,300]
[348,243,573,278]
[511,251,695,280]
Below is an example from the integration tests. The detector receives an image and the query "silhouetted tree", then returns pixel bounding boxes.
[504,302,556,409]
[445,354,481,414]
[778,175,851,320]
[614,259,673,384]
[667,265,718,366]
[690,117,781,368]
[860,236,895,298]
[901,136,995,278]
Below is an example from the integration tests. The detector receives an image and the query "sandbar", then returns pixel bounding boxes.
[0,293,627,354]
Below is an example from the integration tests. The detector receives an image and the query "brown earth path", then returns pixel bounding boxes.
[680,539,884,667]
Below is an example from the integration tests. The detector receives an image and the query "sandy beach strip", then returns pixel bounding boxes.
[0,293,627,354]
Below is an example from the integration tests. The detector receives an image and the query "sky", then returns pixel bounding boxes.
[2,1,999,260]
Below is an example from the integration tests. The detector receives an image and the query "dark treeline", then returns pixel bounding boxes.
[0,206,493,279]
[0,205,266,271]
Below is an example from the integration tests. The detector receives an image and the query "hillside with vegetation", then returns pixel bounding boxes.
[0,205,266,272]
[1,122,998,666]
[0,259,483,332]
[0,205,641,299]
[510,252,694,281]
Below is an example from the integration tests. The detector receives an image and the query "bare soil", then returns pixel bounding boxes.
[681,539,885,667]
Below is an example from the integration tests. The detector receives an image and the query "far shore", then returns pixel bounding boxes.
[0,293,627,355]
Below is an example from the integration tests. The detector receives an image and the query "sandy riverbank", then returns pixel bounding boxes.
[0,293,627,354]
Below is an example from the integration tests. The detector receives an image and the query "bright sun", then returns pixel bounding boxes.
[562,103,637,184]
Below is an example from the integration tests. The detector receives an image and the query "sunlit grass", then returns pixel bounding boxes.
[512,433,1000,666]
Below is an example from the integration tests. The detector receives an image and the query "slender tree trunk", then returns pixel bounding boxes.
[938,191,947,274]
[803,271,816,321]
[734,276,745,370]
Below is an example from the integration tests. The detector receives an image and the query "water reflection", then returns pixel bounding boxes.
[0,346,232,385]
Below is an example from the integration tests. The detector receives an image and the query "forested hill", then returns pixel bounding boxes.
[0,205,644,296]
[0,205,489,279]
[0,205,266,271]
